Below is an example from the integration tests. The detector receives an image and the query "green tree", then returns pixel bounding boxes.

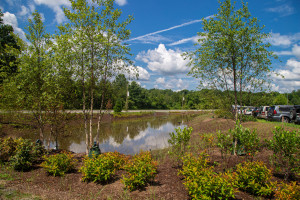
[273,94,288,105]
[0,9,21,84]
[62,0,134,152]
[185,0,277,120]
[13,11,52,141]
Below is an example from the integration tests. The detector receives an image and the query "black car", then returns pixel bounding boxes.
[252,107,261,117]
[290,105,300,124]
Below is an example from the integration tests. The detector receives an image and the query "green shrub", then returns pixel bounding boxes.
[214,109,233,119]
[217,131,233,159]
[113,99,123,113]
[179,153,237,200]
[105,151,128,170]
[229,121,260,158]
[236,161,275,197]
[267,126,300,180]
[168,127,192,165]
[122,151,157,191]
[9,138,35,171]
[80,152,126,183]
[274,182,300,200]
[0,137,17,162]
[41,152,77,176]
[240,114,257,122]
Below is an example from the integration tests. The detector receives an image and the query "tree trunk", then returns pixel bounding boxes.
[89,39,94,148]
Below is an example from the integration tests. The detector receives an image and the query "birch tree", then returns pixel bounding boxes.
[185,0,277,120]
[62,0,134,153]
[16,11,52,142]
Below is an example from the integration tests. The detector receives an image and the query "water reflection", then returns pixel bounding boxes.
[40,114,198,154]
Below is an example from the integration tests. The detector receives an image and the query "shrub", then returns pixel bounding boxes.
[235,161,275,197]
[179,153,237,200]
[9,138,35,171]
[267,126,300,180]
[217,131,233,159]
[240,114,257,122]
[214,109,233,119]
[0,137,17,162]
[168,127,192,165]
[113,99,123,113]
[80,152,126,183]
[229,121,260,158]
[122,151,157,191]
[274,182,300,200]
[41,152,77,176]
[105,151,128,170]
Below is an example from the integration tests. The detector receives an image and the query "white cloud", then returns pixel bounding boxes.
[127,15,214,42]
[136,66,150,80]
[0,6,4,11]
[266,4,294,16]
[34,0,71,24]
[19,5,30,16]
[272,59,300,92]
[275,44,300,59]
[132,34,171,44]
[268,33,292,46]
[155,77,165,84]
[292,44,300,59]
[3,12,26,41]
[154,77,188,90]
[168,35,202,46]
[136,44,189,75]
[115,0,127,6]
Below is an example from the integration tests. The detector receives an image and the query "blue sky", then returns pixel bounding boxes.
[1,0,300,93]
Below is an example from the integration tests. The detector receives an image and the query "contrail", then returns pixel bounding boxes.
[127,15,214,42]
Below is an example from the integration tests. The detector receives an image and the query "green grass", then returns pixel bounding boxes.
[0,186,42,200]
[0,164,41,200]
[112,111,154,118]
[257,119,300,128]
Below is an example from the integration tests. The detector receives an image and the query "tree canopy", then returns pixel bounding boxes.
[184,0,277,117]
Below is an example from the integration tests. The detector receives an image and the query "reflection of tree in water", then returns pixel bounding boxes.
[35,113,199,151]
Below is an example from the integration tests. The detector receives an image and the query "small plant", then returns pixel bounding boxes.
[168,126,192,165]
[274,182,300,200]
[217,131,233,159]
[41,152,77,176]
[9,138,35,171]
[267,126,300,180]
[0,137,17,162]
[179,153,237,199]
[122,151,157,191]
[238,128,260,160]
[235,161,275,197]
[80,152,126,183]
[229,121,260,158]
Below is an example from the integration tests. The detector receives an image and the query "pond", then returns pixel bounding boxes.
[44,113,199,155]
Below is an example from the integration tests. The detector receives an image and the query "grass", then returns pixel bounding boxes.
[112,111,155,118]
[257,119,300,128]
[0,164,42,200]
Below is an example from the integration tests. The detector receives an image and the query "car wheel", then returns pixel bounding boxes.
[290,110,296,120]
[282,117,290,123]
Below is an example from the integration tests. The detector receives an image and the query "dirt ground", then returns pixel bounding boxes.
[0,112,299,200]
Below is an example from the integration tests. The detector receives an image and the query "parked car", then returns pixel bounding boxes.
[252,107,261,117]
[258,106,269,119]
[267,105,294,122]
[244,106,254,115]
[289,105,300,124]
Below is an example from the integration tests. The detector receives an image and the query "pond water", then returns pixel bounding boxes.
[44,113,198,155]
